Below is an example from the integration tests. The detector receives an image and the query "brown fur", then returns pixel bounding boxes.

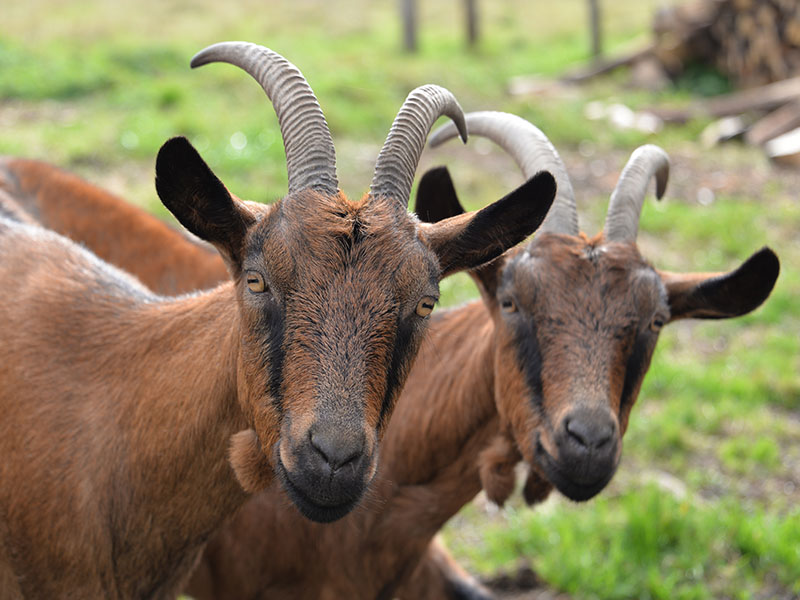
[0,150,554,598]
[478,432,522,506]
[400,537,494,600]
[0,157,228,294]
[0,223,247,598]
[0,189,39,226]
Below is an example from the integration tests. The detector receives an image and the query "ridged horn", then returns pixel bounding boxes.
[191,41,338,196]
[604,145,669,243]
[429,111,579,235]
[370,85,467,208]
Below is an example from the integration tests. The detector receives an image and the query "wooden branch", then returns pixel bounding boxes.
[561,43,655,83]
[745,100,800,145]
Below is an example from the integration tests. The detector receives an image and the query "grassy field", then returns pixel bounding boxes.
[2,1,798,598]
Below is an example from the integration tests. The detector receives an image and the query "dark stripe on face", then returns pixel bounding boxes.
[618,332,651,418]
[378,317,416,430]
[262,303,286,415]
[512,316,547,420]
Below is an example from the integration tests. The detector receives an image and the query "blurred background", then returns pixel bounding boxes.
[2,1,798,598]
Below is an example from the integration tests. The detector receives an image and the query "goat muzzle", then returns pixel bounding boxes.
[276,425,375,523]
[534,407,621,502]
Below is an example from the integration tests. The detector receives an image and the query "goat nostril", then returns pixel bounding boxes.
[565,418,589,448]
[564,416,615,451]
[595,430,613,449]
[309,432,363,471]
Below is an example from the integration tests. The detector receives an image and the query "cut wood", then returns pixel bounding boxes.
[765,126,800,166]
[561,43,655,83]
[707,76,800,115]
[644,75,800,123]
[745,100,800,145]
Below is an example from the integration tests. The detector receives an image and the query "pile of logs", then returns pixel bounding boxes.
[654,0,800,164]
[654,0,800,88]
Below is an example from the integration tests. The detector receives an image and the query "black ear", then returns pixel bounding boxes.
[662,247,780,321]
[420,170,556,277]
[414,166,465,223]
[155,137,255,267]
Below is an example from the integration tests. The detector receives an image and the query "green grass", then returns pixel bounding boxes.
[4,1,799,598]
[450,484,800,600]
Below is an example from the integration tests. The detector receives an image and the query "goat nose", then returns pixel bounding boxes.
[564,409,615,451]
[309,429,365,472]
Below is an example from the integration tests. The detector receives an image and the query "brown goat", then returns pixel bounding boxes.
[177,113,779,600]
[0,42,556,598]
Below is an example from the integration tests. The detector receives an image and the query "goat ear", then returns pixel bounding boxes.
[420,171,555,277]
[661,247,779,321]
[414,166,465,223]
[155,137,256,269]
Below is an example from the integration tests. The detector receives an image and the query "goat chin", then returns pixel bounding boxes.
[534,434,619,502]
[274,454,371,523]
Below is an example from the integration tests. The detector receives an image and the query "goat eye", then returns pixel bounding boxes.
[416,296,436,318]
[501,298,517,313]
[650,316,665,333]
[245,271,266,293]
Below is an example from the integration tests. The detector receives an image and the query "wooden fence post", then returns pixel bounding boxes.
[465,0,479,47]
[401,0,418,52]
[589,0,603,60]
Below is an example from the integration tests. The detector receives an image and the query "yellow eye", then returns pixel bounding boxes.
[650,316,665,333]
[246,271,266,293]
[501,298,517,313]
[416,296,436,318]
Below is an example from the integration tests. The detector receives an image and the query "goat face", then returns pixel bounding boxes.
[481,234,666,500]
[416,164,778,503]
[236,190,441,523]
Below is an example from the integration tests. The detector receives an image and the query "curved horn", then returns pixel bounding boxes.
[430,111,579,235]
[604,145,669,243]
[370,85,467,208]
[191,41,338,196]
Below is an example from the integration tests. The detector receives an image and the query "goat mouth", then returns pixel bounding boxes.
[534,435,617,502]
[275,454,364,524]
